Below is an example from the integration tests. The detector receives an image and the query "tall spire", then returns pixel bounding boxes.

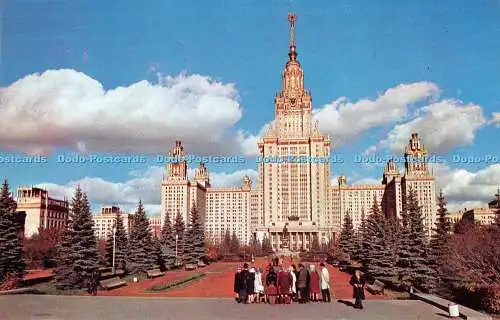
[288,13,298,61]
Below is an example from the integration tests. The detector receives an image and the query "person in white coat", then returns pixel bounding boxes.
[319,262,331,302]
[288,266,297,300]
[254,268,265,303]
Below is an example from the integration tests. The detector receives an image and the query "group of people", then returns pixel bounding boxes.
[233,259,366,309]
[234,260,331,305]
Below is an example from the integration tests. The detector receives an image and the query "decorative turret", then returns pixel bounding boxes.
[404,133,430,177]
[166,140,188,180]
[194,162,210,187]
[338,175,347,186]
[382,159,401,185]
[242,175,252,191]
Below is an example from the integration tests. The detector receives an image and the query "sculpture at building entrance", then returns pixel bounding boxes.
[281,223,290,249]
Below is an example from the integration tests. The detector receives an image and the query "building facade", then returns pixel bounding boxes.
[16,187,70,238]
[92,205,161,240]
[460,193,500,225]
[159,13,439,249]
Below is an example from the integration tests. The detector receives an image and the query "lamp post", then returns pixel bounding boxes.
[112,223,117,274]
[175,234,179,266]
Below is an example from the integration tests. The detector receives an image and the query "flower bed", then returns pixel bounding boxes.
[146,273,205,292]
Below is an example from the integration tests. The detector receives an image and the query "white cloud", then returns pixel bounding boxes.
[435,163,500,211]
[352,177,380,185]
[34,166,258,215]
[490,112,500,127]
[0,69,257,156]
[313,82,439,146]
[369,99,486,155]
[243,82,439,155]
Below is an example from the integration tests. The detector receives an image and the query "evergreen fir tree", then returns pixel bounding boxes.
[251,238,262,256]
[429,190,452,284]
[353,209,367,262]
[362,196,394,278]
[339,211,356,259]
[184,205,205,264]
[261,234,273,254]
[105,212,128,271]
[54,187,99,289]
[173,210,186,264]
[160,211,176,268]
[128,201,156,274]
[152,237,165,271]
[221,229,231,255]
[230,231,240,254]
[396,195,412,287]
[0,179,26,283]
[397,188,435,291]
[380,216,399,278]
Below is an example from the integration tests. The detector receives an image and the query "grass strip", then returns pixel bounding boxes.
[145,273,205,292]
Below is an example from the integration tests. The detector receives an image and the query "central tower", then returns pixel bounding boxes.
[274,13,313,139]
[256,13,332,251]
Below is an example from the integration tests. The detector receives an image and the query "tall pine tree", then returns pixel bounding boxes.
[54,187,99,289]
[0,179,26,283]
[184,205,205,264]
[353,208,367,262]
[160,211,176,269]
[429,190,452,284]
[397,188,435,291]
[173,210,185,265]
[105,212,128,272]
[362,196,393,278]
[230,231,240,254]
[339,211,356,259]
[128,201,156,274]
[261,234,273,254]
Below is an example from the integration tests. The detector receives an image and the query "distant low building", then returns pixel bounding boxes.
[148,216,162,239]
[92,206,133,240]
[16,187,70,238]
[446,211,464,225]
[91,205,161,240]
[459,192,500,226]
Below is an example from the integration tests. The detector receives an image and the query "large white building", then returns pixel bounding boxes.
[159,13,438,249]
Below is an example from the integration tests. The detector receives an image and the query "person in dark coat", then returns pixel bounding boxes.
[234,268,242,302]
[349,270,366,309]
[305,265,311,302]
[296,264,308,303]
[277,266,292,303]
[265,266,278,304]
[87,270,99,296]
[247,268,256,303]
[238,263,251,304]
[266,267,277,287]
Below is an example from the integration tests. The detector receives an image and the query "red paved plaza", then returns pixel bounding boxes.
[96,260,390,299]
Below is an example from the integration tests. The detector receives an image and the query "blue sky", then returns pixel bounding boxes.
[1,0,499,213]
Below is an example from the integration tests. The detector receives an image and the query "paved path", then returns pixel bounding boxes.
[0,295,449,320]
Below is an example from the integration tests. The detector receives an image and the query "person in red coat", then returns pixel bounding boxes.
[309,264,321,302]
[277,265,292,304]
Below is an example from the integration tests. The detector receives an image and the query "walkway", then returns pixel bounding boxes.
[0,295,451,320]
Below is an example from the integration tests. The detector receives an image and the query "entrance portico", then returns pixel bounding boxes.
[269,229,318,251]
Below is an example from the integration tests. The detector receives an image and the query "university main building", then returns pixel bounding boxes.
[160,14,437,250]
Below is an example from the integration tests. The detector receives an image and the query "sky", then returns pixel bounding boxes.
[1,0,500,214]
